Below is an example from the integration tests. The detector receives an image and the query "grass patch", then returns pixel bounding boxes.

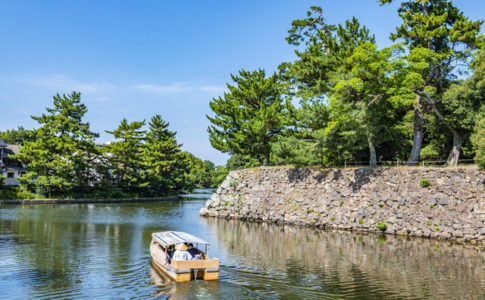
[377,222,387,231]
[420,179,430,188]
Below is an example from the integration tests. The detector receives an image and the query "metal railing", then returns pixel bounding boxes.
[330,159,475,168]
[265,159,476,169]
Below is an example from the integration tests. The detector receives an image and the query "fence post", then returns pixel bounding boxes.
[422,161,425,169]
[344,161,347,168]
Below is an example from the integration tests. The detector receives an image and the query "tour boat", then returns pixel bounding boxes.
[149,231,219,282]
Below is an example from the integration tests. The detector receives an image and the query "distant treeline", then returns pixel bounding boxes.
[0,92,226,199]
[207,2,485,170]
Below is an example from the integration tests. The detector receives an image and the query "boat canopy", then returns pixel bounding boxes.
[153,231,210,246]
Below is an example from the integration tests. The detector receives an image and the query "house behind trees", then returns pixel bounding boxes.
[0,138,27,186]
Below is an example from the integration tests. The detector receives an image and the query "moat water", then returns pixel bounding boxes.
[1,189,484,299]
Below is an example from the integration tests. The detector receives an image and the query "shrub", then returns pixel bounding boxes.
[339,200,343,206]
[330,216,335,221]
[306,209,313,214]
[430,204,434,208]
[427,220,431,226]
[435,225,440,232]
[377,222,387,231]
[420,179,430,188]
[378,203,383,208]
[358,218,363,224]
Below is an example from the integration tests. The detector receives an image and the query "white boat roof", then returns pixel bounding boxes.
[153,231,210,246]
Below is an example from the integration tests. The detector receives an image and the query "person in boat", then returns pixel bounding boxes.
[187,243,201,259]
[172,243,191,260]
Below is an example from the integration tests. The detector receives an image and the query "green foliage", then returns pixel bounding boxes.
[358,218,363,224]
[0,126,35,145]
[306,209,313,214]
[430,204,435,208]
[378,203,383,208]
[377,222,387,231]
[206,4,484,167]
[13,92,100,196]
[420,179,430,187]
[226,154,260,171]
[339,200,343,206]
[435,225,440,232]
[471,108,485,169]
[380,0,485,164]
[427,220,432,226]
[210,165,228,188]
[330,216,335,221]
[280,13,385,166]
[139,115,184,196]
[105,118,146,194]
[0,186,38,199]
[208,69,288,165]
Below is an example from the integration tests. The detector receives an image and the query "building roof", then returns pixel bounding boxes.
[152,231,210,246]
[6,144,21,155]
[0,138,6,148]
[1,144,21,159]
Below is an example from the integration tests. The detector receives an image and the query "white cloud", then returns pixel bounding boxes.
[2,73,115,94]
[132,82,226,95]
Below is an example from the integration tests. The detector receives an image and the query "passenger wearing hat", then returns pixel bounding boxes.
[172,243,191,260]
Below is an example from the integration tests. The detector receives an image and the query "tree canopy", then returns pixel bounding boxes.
[209,2,485,170]
[208,69,288,165]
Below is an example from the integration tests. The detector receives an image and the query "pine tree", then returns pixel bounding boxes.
[105,118,146,193]
[207,69,288,165]
[278,8,377,166]
[380,0,485,165]
[13,92,99,196]
[140,115,181,196]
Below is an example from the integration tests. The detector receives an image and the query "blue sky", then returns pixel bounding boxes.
[1,0,484,165]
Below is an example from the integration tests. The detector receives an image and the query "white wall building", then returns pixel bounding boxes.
[0,138,27,186]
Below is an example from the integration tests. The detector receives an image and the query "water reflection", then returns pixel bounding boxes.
[1,190,485,299]
[206,218,485,299]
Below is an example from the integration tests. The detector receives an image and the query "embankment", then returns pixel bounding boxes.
[200,167,485,244]
[0,196,179,205]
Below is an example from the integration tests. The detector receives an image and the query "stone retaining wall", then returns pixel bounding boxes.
[0,195,179,205]
[200,167,485,244]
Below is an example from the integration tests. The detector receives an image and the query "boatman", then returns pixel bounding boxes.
[172,243,191,260]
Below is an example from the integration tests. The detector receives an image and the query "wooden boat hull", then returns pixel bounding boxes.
[150,240,219,282]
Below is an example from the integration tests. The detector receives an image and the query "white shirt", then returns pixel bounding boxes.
[172,250,191,260]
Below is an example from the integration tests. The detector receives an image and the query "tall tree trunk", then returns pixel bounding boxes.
[368,136,377,167]
[428,103,463,166]
[408,97,425,165]
[446,133,463,166]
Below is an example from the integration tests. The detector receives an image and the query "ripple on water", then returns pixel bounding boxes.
[1,196,485,299]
